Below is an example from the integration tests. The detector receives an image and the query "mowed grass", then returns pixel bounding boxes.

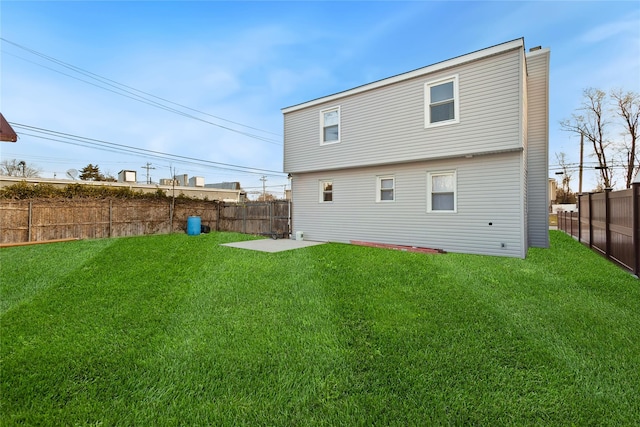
[1,231,639,425]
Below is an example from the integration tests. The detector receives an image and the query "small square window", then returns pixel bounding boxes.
[320,107,340,145]
[427,171,456,212]
[425,76,459,128]
[319,180,333,203]
[377,176,395,202]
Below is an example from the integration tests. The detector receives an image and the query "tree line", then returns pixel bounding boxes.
[0,160,116,181]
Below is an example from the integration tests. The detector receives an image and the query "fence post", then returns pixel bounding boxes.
[216,201,221,232]
[633,181,639,276]
[28,200,33,242]
[269,201,273,235]
[577,193,582,243]
[170,199,175,232]
[558,211,561,232]
[588,192,593,248]
[109,199,113,238]
[605,187,612,258]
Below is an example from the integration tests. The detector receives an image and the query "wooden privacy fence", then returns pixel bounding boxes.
[0,199,290,244]
[558,183,640,275]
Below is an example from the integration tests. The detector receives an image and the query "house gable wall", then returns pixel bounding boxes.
[284,46,523,174]
[283,40,548,258]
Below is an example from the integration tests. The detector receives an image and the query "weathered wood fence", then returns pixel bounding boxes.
[0,199,290,244]
[558,183,640,275]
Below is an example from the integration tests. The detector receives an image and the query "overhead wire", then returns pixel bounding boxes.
[10,123,285,176]
[1,38,283,145]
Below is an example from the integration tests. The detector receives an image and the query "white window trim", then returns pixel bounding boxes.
[424,75,460,128]
[320,106,341,145]
[427,170,457,213]
[376,175,395,203]
[319,179,333,203]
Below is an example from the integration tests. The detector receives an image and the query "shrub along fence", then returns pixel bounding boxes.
[0,199,290,244]
[558,183,639,275]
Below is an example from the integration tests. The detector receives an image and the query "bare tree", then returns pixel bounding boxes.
[0,159,42,177]
[561,88,612,188]
[554,152,574,202]
[256,192,276,202]
[611,89,640,188]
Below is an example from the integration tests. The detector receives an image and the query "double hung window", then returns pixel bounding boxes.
[425,76,459,127]
[320,107,340,144]
[376,176,395,202]
[427,171,456,212]
[319,180,333,203]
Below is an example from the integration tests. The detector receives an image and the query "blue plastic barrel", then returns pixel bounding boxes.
[187,216,201,235]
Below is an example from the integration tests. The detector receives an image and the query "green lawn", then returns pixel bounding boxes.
[1,231,639,425]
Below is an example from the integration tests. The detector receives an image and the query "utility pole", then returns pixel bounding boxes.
[141,162,155,184]
[260,175,267,201]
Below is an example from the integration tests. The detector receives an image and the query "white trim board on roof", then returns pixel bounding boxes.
[282,38,524,114]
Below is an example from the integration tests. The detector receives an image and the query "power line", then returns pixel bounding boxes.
[1,38,283,145]
[10,122,285,176]
[2,50,281,145]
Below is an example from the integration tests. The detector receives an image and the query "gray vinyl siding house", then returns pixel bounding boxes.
[282,38,549,258]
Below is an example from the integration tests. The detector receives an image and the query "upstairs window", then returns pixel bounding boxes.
[319,180,333,203]
[320,106,340,144]
[376,176,395,202]
[425,75,459,127]
[427,171,457,212]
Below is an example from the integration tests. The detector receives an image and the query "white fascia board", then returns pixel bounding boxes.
[525,47,550,58]
[282,38,524,114]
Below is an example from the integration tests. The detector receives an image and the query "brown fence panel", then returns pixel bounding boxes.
[558,211,579,238]
[34,200,110,241]
[567,185,639,276]
[608,189,634,270]
[172,200,218,233]
[218,203,246,233]
[111,199,171,237]
[0,201,29,243]
[579,194,590,245]
[590,192,606,255]
[218,201,289,237]
[271,201,290,238]
[0,198,290,245]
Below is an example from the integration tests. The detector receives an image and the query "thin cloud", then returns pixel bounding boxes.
[579,17,640,44]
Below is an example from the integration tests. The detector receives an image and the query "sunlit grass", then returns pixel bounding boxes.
[1,231,638,425]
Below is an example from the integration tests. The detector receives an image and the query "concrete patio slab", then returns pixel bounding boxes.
[221,239,326,253]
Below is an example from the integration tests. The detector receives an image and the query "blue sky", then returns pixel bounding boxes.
[1,1,639,195]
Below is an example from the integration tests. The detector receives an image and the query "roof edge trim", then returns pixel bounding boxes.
[282,38,524,114]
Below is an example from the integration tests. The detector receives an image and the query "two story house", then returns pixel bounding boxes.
[282,38,549,258]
